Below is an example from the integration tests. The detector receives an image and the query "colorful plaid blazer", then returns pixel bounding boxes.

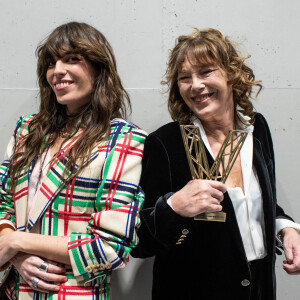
[0,115,147,300]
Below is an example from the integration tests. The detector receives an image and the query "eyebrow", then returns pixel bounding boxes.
[57,51,81,59]
[180,64,216,72]
[178,69,189,74]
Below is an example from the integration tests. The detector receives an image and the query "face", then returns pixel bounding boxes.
[177,58,234,123]
[46,52,95,115]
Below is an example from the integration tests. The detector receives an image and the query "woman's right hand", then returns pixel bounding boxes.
[10,253,68,293]
[171,179,227,217]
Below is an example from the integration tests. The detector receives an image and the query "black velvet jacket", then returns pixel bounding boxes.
[132,113,292,300]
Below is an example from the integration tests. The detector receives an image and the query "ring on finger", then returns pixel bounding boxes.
[32,277,40,289]
[39,261,49,273]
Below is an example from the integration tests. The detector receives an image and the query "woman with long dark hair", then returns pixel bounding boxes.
[0,22,146,299]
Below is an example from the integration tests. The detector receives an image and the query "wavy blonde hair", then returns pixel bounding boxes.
[163,28,262,124]
[10,22,130,193]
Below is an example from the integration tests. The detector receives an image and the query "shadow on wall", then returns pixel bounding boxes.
[112,257,154,300]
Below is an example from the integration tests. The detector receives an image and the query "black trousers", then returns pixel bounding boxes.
[249,257,268,300]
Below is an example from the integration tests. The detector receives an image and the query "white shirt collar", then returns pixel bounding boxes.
[191,106,252,158]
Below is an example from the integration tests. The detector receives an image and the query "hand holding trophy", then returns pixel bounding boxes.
[180,125,247,222]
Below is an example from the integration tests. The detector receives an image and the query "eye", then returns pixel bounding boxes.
[177,75,191,83]
[47,59,56,69]
[201,69,214,75]
[66,55,81,63]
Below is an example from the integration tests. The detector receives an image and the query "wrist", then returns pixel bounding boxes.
[0,224,15,236]
[10,231,23,252]
[277,227,299,247]
[280,227,297,237]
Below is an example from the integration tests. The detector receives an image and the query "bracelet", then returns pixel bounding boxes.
[276,232,284,249]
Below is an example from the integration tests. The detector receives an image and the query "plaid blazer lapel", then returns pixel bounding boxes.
[27,128,93,231]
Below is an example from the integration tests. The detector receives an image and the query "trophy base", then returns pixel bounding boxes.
[194,212,226,222]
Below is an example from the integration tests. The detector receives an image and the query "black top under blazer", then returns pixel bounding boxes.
[131,113,292,300]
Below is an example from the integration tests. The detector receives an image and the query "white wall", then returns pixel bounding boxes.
[1,0,299,299]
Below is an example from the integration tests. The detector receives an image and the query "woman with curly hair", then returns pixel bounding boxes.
[0,22,146,299]
[131,28,300,299]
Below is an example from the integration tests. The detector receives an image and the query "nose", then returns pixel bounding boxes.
[53,60,67,77]
[191,75,205,92]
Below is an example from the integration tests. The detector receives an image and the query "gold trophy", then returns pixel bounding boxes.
[180,125,247,222]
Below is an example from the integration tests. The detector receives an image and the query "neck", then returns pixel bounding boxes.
[201,108,235,141]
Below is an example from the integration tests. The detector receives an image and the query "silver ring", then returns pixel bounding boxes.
[32,277,40,289]
[39,261,49,273]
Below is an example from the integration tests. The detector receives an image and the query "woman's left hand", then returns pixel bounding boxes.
[281,227,300,275]
[11,253,67,293]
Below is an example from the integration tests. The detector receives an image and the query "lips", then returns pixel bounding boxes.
[54,80,73,89]
[192,92,214,102]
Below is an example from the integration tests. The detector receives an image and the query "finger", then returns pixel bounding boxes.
[31,281,60,293]
[203,204,223,213]
[210,188,224,202]
[45,263,66,274]
[36,279,61,292]
[44,259,65,267]
[38,271,68,283]
[283,246,294,264]
[283,263,300,274]
[208,180,227,193]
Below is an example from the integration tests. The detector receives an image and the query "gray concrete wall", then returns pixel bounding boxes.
[0,0,299,299]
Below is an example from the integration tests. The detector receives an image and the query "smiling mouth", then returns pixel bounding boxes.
[55,82,73,88]
[193,92,214,102]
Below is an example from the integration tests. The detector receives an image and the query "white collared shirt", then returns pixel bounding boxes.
[192,110,300,261]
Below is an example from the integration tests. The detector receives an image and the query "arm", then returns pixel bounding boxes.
[67,124,146,282]
[279,227,300,274]
[0,230,68,293]
[0,119,24,269]
[0,232,70,266]
[0,116,34,227]
[131,133,226,258]
[256,114,300,273]
[0,136,17,227]
[0,117,69,265]
[0,117,68,291]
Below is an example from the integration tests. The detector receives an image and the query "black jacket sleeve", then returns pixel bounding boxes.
[131,133,192,258]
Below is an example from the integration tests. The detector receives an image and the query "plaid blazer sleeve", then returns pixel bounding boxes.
[0,117,25,226]
[68,120,147,281]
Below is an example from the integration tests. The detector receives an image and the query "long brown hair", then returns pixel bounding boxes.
[9,22,130,193]
[163,28,262,124]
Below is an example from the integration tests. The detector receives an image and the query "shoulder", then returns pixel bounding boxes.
[252,112,274,157]
[144,121,182,155]
[14,114,36,137]
[252,112,271,138]
[16,114,36,127]
[110,118,148,144]
[253,112,268,127]
[149,121,180,141]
